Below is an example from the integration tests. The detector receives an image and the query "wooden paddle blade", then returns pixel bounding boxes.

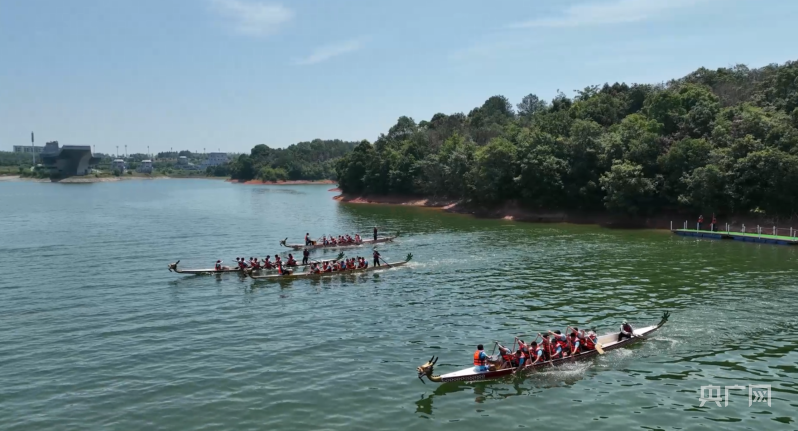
[595,343,605,354]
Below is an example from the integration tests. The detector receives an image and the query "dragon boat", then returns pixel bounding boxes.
[279,233,399,250]
[246,253,412,280]
[168,253,345,275]
[416,312,670,384]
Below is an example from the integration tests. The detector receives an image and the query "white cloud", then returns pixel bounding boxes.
[509,0,706,28]
[210,0,293,36]
[295,39,365,65]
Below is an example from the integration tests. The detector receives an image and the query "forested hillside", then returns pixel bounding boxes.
[335,61,798,218]
[230,139,357,181]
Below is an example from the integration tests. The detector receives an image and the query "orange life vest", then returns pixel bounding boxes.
[473,350,485,366]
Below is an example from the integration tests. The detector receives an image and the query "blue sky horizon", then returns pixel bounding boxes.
[1,0,796,155]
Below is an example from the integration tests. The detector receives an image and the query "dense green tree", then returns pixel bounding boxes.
[335,141,374,193]
[467,138,517,203]
[515,136,568,208]
[599,161,657,215]
[329,59,798,218]
[658,138,712,204]
[232,139,356,181]
[517,94,548,117]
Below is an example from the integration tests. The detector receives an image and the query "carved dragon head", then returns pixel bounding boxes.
[167,260,180,272]
[417,356,441,383]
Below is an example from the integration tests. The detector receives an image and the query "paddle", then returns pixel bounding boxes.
[593,334,605,354]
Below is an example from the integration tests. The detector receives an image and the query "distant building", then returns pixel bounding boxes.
[39,141,100,177]
[206,152,228,166]
[13,145,45,154]
[175,155,198,170]
[112,159,126,172]
[200,152,228,170]
[138,160,153,173]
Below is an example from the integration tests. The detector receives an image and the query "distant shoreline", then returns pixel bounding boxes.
[0,175,226,183]
[226,179,336,185]
[333,193,792,230]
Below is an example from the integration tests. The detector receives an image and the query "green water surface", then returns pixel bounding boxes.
[1,179,796,430]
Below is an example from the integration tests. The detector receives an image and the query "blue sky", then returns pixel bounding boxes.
[1,0,796,155]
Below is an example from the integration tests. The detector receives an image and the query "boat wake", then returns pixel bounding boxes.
[524,362,594,386]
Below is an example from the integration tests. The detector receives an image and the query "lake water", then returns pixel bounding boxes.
[1,179,797,430]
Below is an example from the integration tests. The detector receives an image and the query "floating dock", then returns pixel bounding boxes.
[672,229,798,246]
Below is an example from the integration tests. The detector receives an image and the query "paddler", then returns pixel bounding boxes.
[539,334,560,360]
[582,330,597,351]
[473,344,489,372]
[277,262,292,276]
[286,254,297,266]
[323,261,332,272]
[263,255,272,269]
[215,260,224,271]
[567,332,581,355]
[372,249,381,267]
[548,330,571,357]
[274,255,282,266]
[514,348,528,372]
[237,258,248,270]
[570,327,587,354]
[302,248,310,265]
[309,263,320,274]
[305,233,312,246]
[497,342,516,369]
[354,234,362,244]
[528,341,545,365]
[619,320,634,341]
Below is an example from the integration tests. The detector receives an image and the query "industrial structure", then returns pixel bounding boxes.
[40,141,100,177]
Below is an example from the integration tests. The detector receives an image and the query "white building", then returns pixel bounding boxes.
[112,159,126,172]
[206,152,228,166]
[138,160,153,173]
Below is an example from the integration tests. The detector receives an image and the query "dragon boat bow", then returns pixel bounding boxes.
[417,312,670,384]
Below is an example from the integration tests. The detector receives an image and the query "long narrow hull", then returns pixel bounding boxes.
[283,236,397,250]
[171,262,315,275]
[248,260,409,280]
[425,315,668,384]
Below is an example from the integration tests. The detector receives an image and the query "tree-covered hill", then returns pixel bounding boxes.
[335,60,798,218]
[230,139,357,181]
